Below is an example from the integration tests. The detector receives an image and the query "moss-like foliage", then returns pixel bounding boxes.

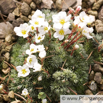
[9,10,103,102]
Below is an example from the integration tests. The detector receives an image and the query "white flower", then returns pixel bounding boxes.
[38,21,51,34]
[32,9,45,20]
[21,88,29,96]
[35,34,45,43]
[33,63,42,72]
[29,24,36,32]
[54,28,71,40]
[0,84,3,90]
[38,76,42,81]
[26,44,37,55]
[39,50,46,58]
[14,23,30,38]
[29,18,44,28]
[36,44,45,52]
[26,55,38,68]
[16,64,30,77]
[82,26,93,39]
[42,99,47,103]
[87,15,95,25]
[52,11,71,30]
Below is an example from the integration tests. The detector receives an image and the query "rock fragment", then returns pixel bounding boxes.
[98,6,103,21]
[20,2,31,16]
[30,2,36,9]
[85,89,93,95]
[92,0,103,10]
[88,10,98,17]
[94,72,102,84]
[95,20,103,33]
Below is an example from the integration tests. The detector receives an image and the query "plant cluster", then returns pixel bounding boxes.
[9,7,103,103]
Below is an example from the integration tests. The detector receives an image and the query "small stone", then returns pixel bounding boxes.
[2,68,10,74]
[12,7,20,16]
[20,2,31,16]
[92,0,103,10]
[94,72,102,84]
[41,0,53,9]
[28,15,32,20]
[88,10,98,17]
[56,0,62,9]
[95,20,103,33]
[23,0,32,4]
[85,89,93,95]
[3,95,9,101]
[4,52,10,62]
[2,62,8,69]
[31,11,35,15]
[8,13,15,21]
[33,0,42,4]
[98,6,103,21]
[5,45,12,52]
[88,0,95,6]
[0,22,13,39]
[21,15,29,22]
[30,2,36,9]
[88,81,97,91]
[0,0,16,15]
[62,0,77,11]
[5,34,12,43]
[93,64,102,72]
[12,18,24,27]
[8,91,14,98]
[89,70,95,80]
[100,79,103,90]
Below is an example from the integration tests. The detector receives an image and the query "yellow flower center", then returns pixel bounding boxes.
[59,29,64,35]
[30,48,34,52]
[44,27,48,31]
[31,26,34,30]
[22,69,27,74]
[38,36,41,40]
[35,21,39,25]
[29,58,32,63]
[60,19,65,25]
[21,30,26,35]
[80,17,85,22]
[38,16,43,18]
[83,30,87,33]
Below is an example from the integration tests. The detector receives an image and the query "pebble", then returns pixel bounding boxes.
[94,72,102,84]
[23,0,32,5]
[56,0,62,9]
[4,52,10,62]
[12,18,24,27]
[88,10,98,17]
[98,6,103,21]
[8,13,15,21]
[5,34,12,43]
[3,95,9,102]
[41,0,53,9]
[20,2,31,16]
[33,0,42,4]
[100,79,103,90]
[88,81,97,91]
[8,91,14,98]
[89,70,95,80]
[21,15,29,22]
[2,62,8,69]
[85,89,93,95]
[0,0,16,15]
[95,20,103,33]
[30,2,36,9]
[92,0,103,10]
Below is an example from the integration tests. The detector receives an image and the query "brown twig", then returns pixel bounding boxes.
[93,60,103,65]
[14,93,27,102]
[86,51,93,61]
[35,87,43,89]
[4,61,12,67]
[46,94,52,102]
[88,65,91,74]
[11,64,17,71]
[79,53,84,59]
[68,87,77,95]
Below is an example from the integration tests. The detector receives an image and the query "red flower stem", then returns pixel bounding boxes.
[2,89,8,94]
[48,31,51,38]
[65,31,80,49]
[66,35,82,49]
[27,95,33,102]
[36,27,38,34]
